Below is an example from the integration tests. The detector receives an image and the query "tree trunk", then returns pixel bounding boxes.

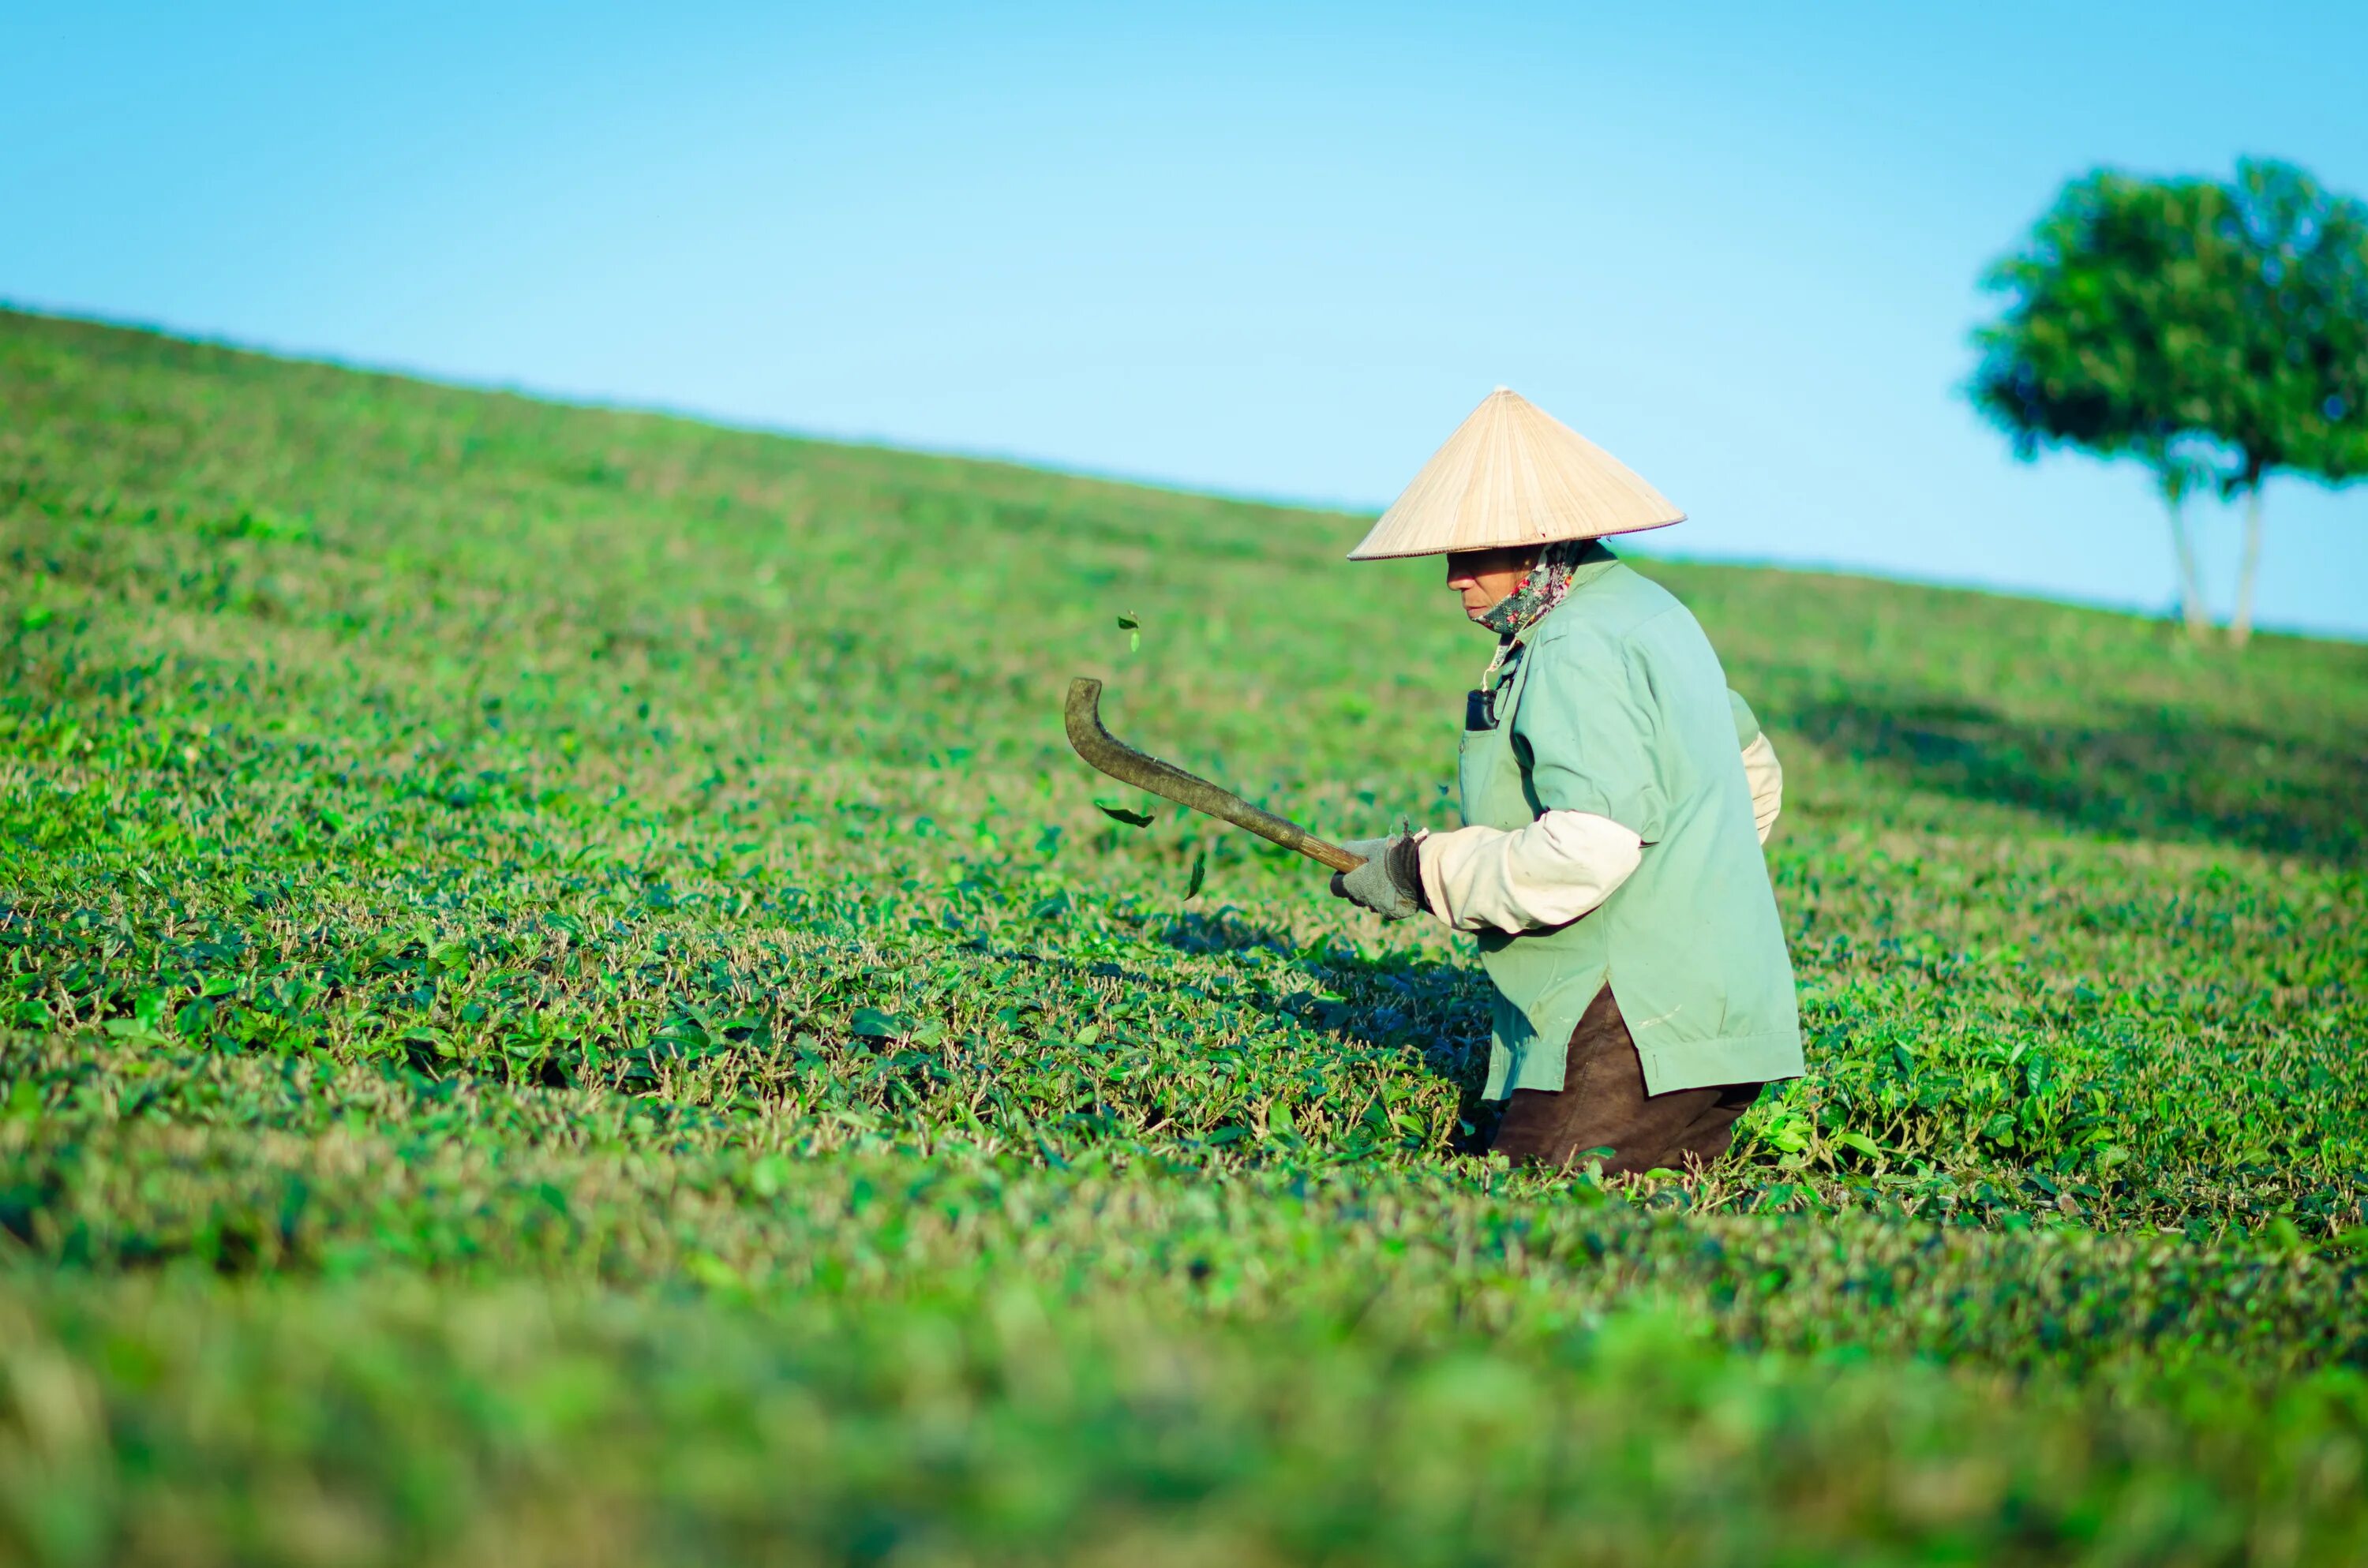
[2164,491,2209,641]
[2229,486,2265,649]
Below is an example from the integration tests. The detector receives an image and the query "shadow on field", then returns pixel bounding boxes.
[1788,689,2366,865]
[1283,953,1503,1151]
[1160,908,1297,957]
[1156,915,1504,1153]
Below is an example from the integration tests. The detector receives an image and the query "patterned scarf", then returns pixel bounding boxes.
[1478,538,1595,680]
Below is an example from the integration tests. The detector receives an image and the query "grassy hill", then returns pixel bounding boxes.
[3,307,2366,1565]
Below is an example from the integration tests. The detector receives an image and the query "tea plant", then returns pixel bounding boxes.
[2,309,2365,1565]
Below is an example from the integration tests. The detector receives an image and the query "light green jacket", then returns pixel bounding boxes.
[1460,552,1804,1098]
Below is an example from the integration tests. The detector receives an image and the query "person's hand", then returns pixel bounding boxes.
[1327,833,1425,921]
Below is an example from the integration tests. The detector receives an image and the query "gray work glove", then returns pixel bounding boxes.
[1327,833,1428,922]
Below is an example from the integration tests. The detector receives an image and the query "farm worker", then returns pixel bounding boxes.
[1327,388,1801,1175]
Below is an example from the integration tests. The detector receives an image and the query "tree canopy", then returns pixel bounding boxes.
[2211,161,2368,492]
[1972,159,2368,645]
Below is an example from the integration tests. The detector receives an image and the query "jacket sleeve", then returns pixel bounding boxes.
[1740,732,1782,844]
[1414,810,1643,934]
[1728,688,1782,844]
[1512,633,1669,841]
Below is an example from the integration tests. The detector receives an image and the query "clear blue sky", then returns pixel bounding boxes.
[8,2,2366,635]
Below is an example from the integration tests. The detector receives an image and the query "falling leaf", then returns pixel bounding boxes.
[1183,847,1207,900]
[1096,799,1156,828]
[1117,612,1141,653]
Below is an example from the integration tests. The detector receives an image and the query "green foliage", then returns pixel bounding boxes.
[1973,170,2231,466]
[1972,158,2368,642]
[2212,160,2368,489]
[11,1275,2364,1568]
[4,309,2368,1562]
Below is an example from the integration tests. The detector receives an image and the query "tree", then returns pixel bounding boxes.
[1972,171,2234,639]
[1972,160,2368,647]
[2205,160,2368,646]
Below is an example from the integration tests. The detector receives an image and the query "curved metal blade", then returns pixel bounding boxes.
[1063,677,1363,874]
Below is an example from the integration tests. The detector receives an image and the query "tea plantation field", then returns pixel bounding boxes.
[4,308,2366,1565]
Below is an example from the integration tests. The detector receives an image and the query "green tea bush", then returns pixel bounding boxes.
[3,309,2366,1563]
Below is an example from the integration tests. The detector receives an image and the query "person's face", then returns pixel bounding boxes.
[1444,547,1541,623]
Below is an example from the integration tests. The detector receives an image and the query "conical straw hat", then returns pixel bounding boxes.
[1347,387,1684,559]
